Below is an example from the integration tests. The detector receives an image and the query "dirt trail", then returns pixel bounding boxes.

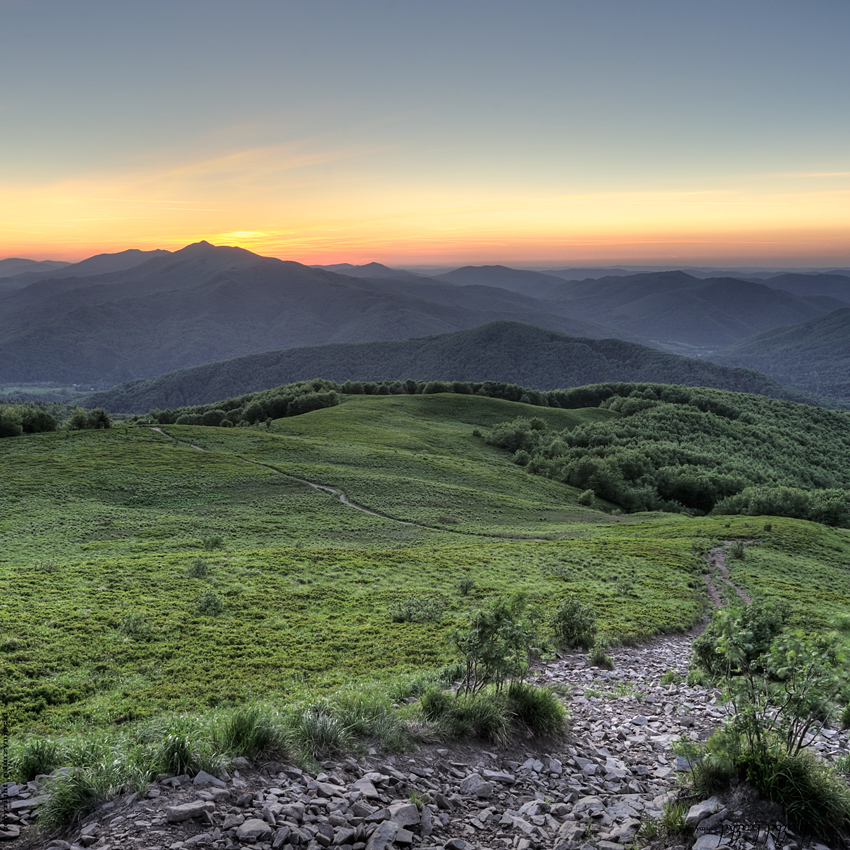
[705,542,752,608]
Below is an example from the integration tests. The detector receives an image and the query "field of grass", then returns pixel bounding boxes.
[1,393,849,735]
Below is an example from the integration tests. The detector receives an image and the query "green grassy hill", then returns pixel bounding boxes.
[2,392,849,734]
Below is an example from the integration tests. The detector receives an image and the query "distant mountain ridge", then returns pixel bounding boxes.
[0,243,643,386]
[76,320,828,414]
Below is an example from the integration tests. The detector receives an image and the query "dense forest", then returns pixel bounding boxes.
[484,384,850,525]
[711,308,850,401]
[78,321,833,414]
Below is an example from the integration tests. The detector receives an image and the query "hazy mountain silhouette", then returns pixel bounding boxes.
[0,242,640,386]
[0,258,70,282]
[0,248,170,290]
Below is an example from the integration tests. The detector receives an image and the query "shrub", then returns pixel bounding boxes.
[389,596,445,623]
[589,641,614,670]
[38,768,112,829]
[738,748,850,840]
[457,575,474,596]
[728,539,746,560]
[186,557,210,578]
[196,589,224,616]
[119,610,151,640]
[295,708,352,758]
[153,732,198,776]
[451,595,538,696]
[551,596,597,650]
[200,535,224,551]
[576,489,594,507]
[660,669,682,685]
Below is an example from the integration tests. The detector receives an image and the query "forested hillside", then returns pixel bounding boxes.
[76,321,829,413]
[484,383,850,524]
[711,308,850,401]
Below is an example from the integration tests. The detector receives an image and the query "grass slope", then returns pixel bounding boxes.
[2,393,848,734]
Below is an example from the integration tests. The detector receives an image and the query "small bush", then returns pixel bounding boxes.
[577,489,594,507]
[763,522,772,532]
[295,708,352,758]
[660,669,682,685]
[660,800,687,833]
[389,595,445,623]
[739,747,850,840]
[196,589,224,616]
[153,733,198,776]
[589,641,614,670]
[201,535,224,551]
[840,703,850,730]
[119,610,152,640]
[728,539,746,560]
[186,557,210,578]
[457,575,474,596]
[34,558,59,573]
[552,596,597,650]
[420,688,511,744]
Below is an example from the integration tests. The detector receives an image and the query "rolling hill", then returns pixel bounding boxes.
[76,320,827,413]
[711,308,850,401]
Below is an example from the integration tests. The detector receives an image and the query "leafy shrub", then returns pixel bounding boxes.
[728,539,746,560]
[153,733,197,776]
[200,535,224,551]
[451,595,538,695]
[196,589,224,616]
[841,703,850,730]
[38,768,112,829]
[119,610,152,640]
[660,669,682,685]
[421,688,510,744]
[389,596,445,624]
[738,748,850,839]
[295,708,351,758]
[457,575,474,596]
[186,557,210,578]
[551,596,597,650]
[576,489,594,507]
[216,707,285,759]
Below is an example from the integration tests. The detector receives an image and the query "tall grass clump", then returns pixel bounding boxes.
[215,706,286,760]
[38,768,114,829]
[12,737,61,782]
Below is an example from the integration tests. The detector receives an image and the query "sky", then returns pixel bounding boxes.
[1,0,849,267]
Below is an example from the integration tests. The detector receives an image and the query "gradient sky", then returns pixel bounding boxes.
[2,0,849,266]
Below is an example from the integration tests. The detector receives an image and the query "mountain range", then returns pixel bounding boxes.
[1,241,848,404]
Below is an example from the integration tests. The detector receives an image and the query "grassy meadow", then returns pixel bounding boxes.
[1,393,849,735]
